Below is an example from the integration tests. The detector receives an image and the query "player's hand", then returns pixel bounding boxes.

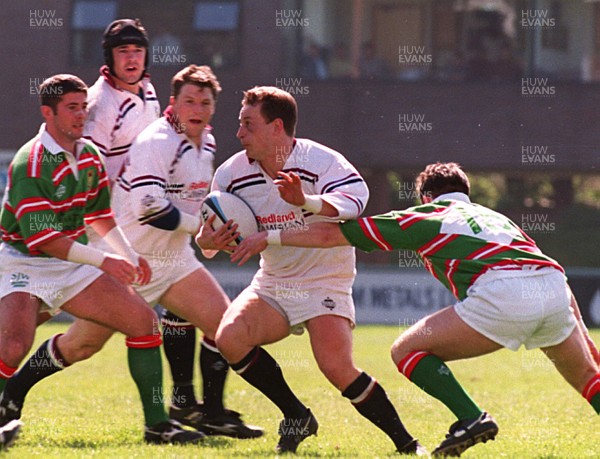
[135,256,152,286]
[274,171,306,207]
[194,214,239,251]
[100,254,138,285]
[230,231,268,266]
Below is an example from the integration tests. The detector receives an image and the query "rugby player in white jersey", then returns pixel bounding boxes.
[85,19,239,433]
[84,18,160,183]
[196,86,424,455]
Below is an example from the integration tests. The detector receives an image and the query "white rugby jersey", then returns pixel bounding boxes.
[84,66,161,182]
[112,113,215,256]
[213,138,369,293]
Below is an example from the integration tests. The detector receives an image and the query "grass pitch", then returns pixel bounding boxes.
[4,323,599,458]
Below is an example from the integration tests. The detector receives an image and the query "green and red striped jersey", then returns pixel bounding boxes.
[340,192,563,300]
[0,128,112,256]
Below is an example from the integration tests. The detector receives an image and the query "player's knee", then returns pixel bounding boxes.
[215,323,235,354]
[390,338,409,365]
[0,336,34,367]
[215,319,247,358]
[316,356,352,388]
[130,305,160,337]
[58,336,105,363]
[69,342,105,362]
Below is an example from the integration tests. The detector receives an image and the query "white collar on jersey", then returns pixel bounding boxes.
[38,123,87,157]
[432,192,471,204]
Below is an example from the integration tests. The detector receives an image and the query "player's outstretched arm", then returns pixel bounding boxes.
[231,222,349,266]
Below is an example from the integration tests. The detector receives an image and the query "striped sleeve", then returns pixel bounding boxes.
[316,155,369,220]
[126,136,175,226]
[9,177,71,252]
[339,211,420,252]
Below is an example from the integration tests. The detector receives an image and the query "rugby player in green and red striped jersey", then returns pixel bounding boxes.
[0,74,203,448]
[232,162,600,457]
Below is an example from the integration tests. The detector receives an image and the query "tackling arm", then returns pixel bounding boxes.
[230,222,350,266]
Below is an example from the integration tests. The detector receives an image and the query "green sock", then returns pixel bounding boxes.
[127,346,168,427]
[591,393,600,414]
[404,353,482,420]
[582,375,600,414]
[0,378,6,393]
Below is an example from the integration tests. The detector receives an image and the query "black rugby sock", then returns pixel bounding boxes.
[231,346,307,419]
[4,334,69,409]
[342,372,415,451]
[161,309,197,408]
[200,337,228,416]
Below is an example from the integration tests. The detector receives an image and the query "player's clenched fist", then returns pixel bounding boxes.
[100,255,141,285]
[135,256,152,286]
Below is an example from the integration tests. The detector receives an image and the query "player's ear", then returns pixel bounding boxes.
[272,118,285,135]
[40,105,53,120]
[169,95,176,106]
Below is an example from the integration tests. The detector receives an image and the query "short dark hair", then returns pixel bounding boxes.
[171,64,222,100]
[416,162,470,201]
[242,86,297,137]
[39,74,88,113]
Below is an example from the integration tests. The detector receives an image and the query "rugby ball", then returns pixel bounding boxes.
[199,191,258,250]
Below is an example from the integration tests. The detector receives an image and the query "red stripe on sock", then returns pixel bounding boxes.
[49,333,71,368]
[582,374,600,402]
[126,333,162,349]
[397,351,431,380]
[0,359,17,379]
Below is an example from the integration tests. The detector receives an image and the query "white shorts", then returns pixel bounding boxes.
[89,226,203,307]
[246,278,355,335]
[0,243,103,314]
[455,267,576,351]
[134,245,203,306]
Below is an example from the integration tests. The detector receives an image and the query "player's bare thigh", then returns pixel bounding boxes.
[0,293,41,366]
[60,273,158,339]
[160,267,229,339]
[391,305,503,365]
[215,288,290,363]
[306,315,361,391]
